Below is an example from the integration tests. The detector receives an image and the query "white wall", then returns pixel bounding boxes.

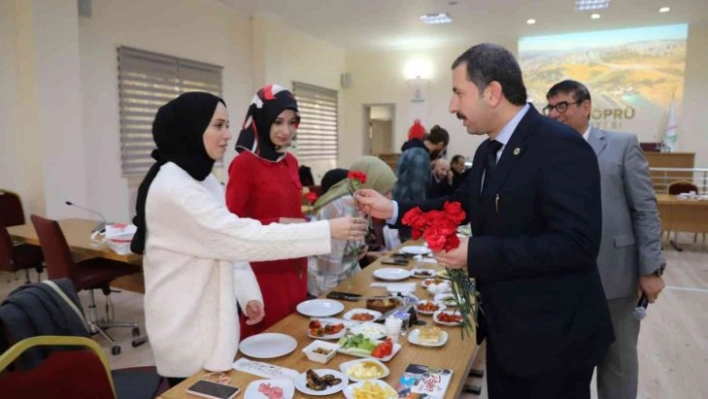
[79,0,254,221]
[250,15,346,184]
[680,22,708,166]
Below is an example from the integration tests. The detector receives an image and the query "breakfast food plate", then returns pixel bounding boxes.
[343,380,398,399]
[415,300,446,315]
[344,380,398,399]
[410,268,436,278]
[307,319,347,340]
[294,369,348,396]
[337,337,402,362]
[407,327,449,347]
[399,245,431,256]
[349,322,387,340]
[244,379,295,399]
[239,333,298,359]
[434,293,458,307]
[342,308,382,322]
[296,299,345,317]
[372,268,411,281]
[339,358,390,382]
[433,310,463,326]
[420,277,447,288]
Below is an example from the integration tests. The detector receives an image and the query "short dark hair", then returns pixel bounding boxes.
[426,125,450,146]
[451,155,465,164]
[546,80,592,103]
[452,43,527,106]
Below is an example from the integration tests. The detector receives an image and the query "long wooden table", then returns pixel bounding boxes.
[158,254,478,399]
[7,218,144,291]
[656,193,708,250]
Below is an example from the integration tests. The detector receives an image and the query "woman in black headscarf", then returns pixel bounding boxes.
[225,84,311,337]
[131,92,365,385]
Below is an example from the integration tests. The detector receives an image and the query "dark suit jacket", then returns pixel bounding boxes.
[397,107,614,376]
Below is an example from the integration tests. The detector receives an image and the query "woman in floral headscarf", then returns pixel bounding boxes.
[226,84,308,337]
[307,156,397,296]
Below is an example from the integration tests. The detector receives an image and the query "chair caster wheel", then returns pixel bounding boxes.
[132,327,141,337]
[132,337,147,348]
[111,345,121,355]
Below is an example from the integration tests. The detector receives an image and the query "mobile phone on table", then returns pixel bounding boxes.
[186,380,240,399]
[327,291,361,301]
[380,257,409,266]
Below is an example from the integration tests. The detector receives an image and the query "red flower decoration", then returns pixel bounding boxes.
[401,201,466,252]
[304,192,319,204]
[347,171,367,185]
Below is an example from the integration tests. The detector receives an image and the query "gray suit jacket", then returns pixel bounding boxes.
[588,127,665,299]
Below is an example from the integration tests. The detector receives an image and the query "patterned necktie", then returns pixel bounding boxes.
[483,140,503,194]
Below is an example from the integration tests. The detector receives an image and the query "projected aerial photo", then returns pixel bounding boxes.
[519,24,687,128]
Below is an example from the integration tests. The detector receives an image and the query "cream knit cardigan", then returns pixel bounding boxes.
[143,163,331,377]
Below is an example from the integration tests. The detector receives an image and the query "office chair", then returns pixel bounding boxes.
[30,215,143,355]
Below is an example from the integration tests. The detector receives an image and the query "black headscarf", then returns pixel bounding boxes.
[234,84,299,162]
[321,168,349,194]
[130,92,225,254]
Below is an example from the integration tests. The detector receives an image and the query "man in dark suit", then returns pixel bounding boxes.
[356,43,614,399]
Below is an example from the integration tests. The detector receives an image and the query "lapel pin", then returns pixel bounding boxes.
[513,147,521,156]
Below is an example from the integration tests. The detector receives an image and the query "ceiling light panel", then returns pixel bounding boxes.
[575,0,610,11]
[420,13,452,24]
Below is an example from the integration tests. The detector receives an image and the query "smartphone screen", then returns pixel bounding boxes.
[186,380,240,399]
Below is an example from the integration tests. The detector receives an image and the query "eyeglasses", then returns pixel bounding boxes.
[543,100,583,115]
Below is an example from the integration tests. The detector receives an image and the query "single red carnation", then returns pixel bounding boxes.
[348,171,367,185]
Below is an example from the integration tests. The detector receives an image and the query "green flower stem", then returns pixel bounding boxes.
[446,268,480,340]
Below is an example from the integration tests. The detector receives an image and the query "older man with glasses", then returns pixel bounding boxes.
[545,80,666,399]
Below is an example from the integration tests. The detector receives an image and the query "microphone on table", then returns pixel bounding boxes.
[65,201,108,233]
[632,292,649,320]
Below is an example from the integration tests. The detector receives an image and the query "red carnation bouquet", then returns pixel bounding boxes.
[402,201,479,339]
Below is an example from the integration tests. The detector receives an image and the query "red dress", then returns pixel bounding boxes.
[226,151,306,338]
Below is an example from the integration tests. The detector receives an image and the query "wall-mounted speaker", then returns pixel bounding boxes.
[78,0,92,18]
[341,73,352,88]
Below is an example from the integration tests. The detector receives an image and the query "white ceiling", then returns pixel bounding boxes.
[221,0,707,51]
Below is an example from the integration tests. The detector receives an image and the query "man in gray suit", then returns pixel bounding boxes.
[545,80,666,399]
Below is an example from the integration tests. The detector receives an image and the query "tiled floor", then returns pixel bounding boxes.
[3,233,708,398]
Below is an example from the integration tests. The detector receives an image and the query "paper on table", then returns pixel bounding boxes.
[370,282,417,293]
[232,358,299,381]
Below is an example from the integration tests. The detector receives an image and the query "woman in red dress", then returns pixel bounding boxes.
[226,84,307,337]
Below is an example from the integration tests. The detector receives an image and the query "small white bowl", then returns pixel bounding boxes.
[302,340,340,364]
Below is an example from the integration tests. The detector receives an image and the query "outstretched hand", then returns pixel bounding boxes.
[354,189,394,220]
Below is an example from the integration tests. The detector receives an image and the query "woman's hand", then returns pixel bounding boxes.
[329,216,367,240]
[244,300,265,325]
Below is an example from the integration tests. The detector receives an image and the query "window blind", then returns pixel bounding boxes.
[292,82,338,161]
[117,46,223,175]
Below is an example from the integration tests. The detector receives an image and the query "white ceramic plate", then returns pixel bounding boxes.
[342,308,381,322]
[239,333,298,359]
[296,299,345,317]
[420,277,447,288]
[244,379,295,399]
[407,328,449,347]
[414,300,446,315]
[306,319,347,340]
[343,379,398,399]
[373,268,411,281]
[432,310,463,327]
[338,339,402,362]
[339,358,390,382]
[349,322,387,340]
[400,245,431,255]
[434,293,458,307]
[294,369,348,396]
[410,268,437,278]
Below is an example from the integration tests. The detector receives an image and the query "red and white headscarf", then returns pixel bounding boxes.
[235,84,300,162]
